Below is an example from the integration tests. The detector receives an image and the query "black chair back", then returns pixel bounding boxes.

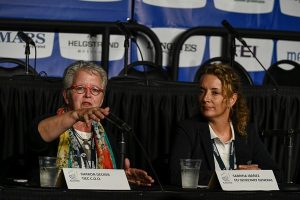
[194,57,253,86]
[263,60,300,87]
[117,61,170,81]
[0,57,37,77]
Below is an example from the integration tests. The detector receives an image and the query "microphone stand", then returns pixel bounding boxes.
[119,130,126,169]
[105,114,164,191]
[25,42,30,75]
[228,33,235,71]
[222,20,279,91]
[280,129,300,191]
[262,129,300,191]
[123,33,129,76]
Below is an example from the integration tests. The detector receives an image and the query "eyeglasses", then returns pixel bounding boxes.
[67,85,104,96]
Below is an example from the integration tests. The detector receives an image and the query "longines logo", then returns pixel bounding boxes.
[0,31,54,58]
[160,42,197,53]
[152,28,205,67]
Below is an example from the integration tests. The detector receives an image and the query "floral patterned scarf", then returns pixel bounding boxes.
[56,108,116,169]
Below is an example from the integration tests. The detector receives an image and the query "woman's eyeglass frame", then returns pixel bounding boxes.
[67,85,104,96]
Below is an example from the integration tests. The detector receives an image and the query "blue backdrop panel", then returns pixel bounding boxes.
[0,0,299,83]
[0,0,130,22]
[133,0,300,84]
[0,0,130,78]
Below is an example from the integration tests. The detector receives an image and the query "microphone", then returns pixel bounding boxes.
[116,21,133,39]
[105,112,132,133]
[221,20,247,46]
[105,112,164,191]
[17,31,35,46]
[221,20,279,91]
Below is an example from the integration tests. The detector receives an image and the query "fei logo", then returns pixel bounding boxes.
[143,0,206,9]
[235,38,273,72]
[152,28,206,67]
[280,0,300,17]
[0,31,54,58]
[214,0,274,14]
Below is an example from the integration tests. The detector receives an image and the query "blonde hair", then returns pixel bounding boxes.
[198,63,249,135]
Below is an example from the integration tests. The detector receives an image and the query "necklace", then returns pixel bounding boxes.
[70,127,97,169]
[73,130,93,150]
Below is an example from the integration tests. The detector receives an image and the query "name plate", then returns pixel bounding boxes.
[62,168,130,190]
[215,170,279,191]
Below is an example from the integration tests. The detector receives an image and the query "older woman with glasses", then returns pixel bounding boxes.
[32,60,154,186]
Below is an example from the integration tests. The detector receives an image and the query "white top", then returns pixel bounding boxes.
[209,122,236,170]
[74,129,94,168]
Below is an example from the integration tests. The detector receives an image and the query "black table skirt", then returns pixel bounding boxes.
[1,186,300,200]
[0,77,299,184]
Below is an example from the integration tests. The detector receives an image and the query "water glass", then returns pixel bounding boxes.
[180,159,202,188]
[39,156,59,187]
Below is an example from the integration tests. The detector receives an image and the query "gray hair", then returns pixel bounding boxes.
[63,60,108,91]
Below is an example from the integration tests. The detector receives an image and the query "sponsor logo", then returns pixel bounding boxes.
[209,36,222,58]
[277,40,300,70]
[0,31,54,58]
[143,0,206,9]
[214,0,274,14]
[279,0,300,17]
[68,170,80,183]
[151,28,206,67]
[59,33,124,61]
[234,38,273,71]
[221,172,232,183]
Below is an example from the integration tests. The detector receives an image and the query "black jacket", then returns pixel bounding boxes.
[169,115,280,186]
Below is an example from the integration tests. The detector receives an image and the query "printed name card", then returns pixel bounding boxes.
[62,168,130,190]
[215,170,279,191]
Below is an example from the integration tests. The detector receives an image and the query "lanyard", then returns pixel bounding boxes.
[212,139,235,170]
[72,128,97,169]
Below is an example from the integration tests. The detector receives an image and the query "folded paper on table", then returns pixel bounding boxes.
[210,170,279,191]
[60,168,130,190]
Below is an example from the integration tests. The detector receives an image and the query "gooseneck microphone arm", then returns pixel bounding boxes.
[116,21,131,76]
[221,20,279,91]
[105,112,164,191]
[17,31,36,75]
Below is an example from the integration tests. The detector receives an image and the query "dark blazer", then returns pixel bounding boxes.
[169,115,280,186]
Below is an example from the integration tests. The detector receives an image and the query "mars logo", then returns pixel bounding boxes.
[280,0,300,17]
[152,28,205,67]
[0,31,54,58]
[214,0,274,14]
[143,0,206,9]
[59,33,124,61]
